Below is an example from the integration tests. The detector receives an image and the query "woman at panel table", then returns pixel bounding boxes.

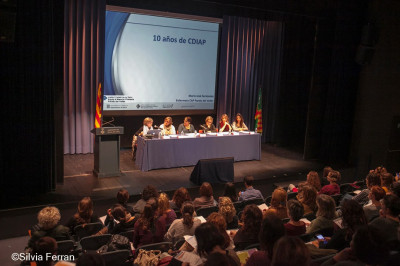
[136,117,154,136]
[231,113,248,132]
[219,113,232,132]
[159,116,176,135]
[177,116,195,134]
[201,116,217,133]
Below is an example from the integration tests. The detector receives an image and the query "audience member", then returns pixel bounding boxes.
[28,207,70,248]
[65,197,102,235]
[321,166,333,186]
[271,236,311,266]
[381,173,395,194]
[370,194,400,243]
[233,204,263,250]
[319,170,341,196]
[238,176,264,201]
[207,212,233,249]
[76,252,105,266]
[284,199,306,236]
[351,172,381,206]
[223,182,238,202]
[245,214,285,266]
[164,201,201,243]
[306,194,336,234]
[104,189,134,228]
[109,204,137,234]
[218,197,239,229]
[31,236,57,266]
[133,185,159,213]
[158,193,177,225]
[289,171,321,193]
[133,198,166,248]
[264,187,288,219]
[193,182,217,209]
[297,185,318,215]
[363,186,385,222]
[170,187,192,210]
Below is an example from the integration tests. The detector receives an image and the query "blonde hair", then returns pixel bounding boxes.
[143,117,153,125]
[218,197,236,223]
[38,206,61,230]
[205,116,213,123]
[158,193,170,215]
[220,114,229,123]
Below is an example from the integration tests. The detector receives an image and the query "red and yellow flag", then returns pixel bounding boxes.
[95,83,102,128]
[254,88,262,133]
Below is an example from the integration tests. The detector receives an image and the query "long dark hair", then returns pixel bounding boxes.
[181,202,195,228]
[223,182,237,202]
[137,198,158,232]
[235,113,244,128]
[341,200,367,240]
[259,214,285,259]
[195,223,225,257]
[74,197,93,224]
[242,204,263,236]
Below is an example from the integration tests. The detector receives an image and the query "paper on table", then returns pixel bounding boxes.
[334,217,344,229]
[258,204,269,211]
[184,235,198,249]
[236,248,258,264]
[196,216,207,223]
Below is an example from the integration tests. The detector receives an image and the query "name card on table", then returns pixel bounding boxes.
[199,134,207,137]
[162,136,171,139]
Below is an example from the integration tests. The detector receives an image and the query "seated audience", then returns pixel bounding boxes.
[321,166,333,186]
[66,197,102,235]
[207,212,233,249]
[324,199,367,251]
[370,194,400,243]
[104,189,134,228]
[363,185,386,222]
[245,214,285,266]
[201,116,217,133]
[264,187,288,219]
[170,187,192,210]
[133,198,166,248]
[289,171,321,193]
[319,170,341,196]
[352,172,381,206]
[28,206,70,248]
[31,236,65,266]
[218,197,239,229]
[159,116,176,135]
[271,236,311,266]
[193,182,217,209]
[306,194,336,234]
[109,204,137,234]
[164,202,201,243]
[381,173,395,194]
[233,204,263,250]
[284,199,306,236]
[297,184,318,215]
[133,185,159,214]
[158,193,177,226]
[223,182,238,203]
[238,175,264,201]
[178,116,195,134]
[231,113,248,131]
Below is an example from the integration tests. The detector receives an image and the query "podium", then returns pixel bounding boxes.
[91,127,124,177]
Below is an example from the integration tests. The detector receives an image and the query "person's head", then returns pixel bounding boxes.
[158,193,171,215]
[195,223,226,257]
[365,172,381,188]
[111,204,128,222]
[259,214,285,258]
[183,116,192,126]
[207,212,230,249]
[138,200,157,230]
[351,225,388,265]
[76,252,106,266]
[297,185,317,211]
[368,186,385,202]
[242,204,263,235]
[37,206,61,230]
[32,237,57,266]
[181,201,195,228]
[172,187,191,209]
[199,182,213,198]
[205,116,213,126]
[327,170,341,183]
[271,236,310,266]
[322,166,333,178]
[117,189,129,205]
[218,197,236,223]
[381,173,394,188]
[372,166,387,177]
[380,194,400,218]
[143,117,153,128]
[164,116,172,126]
[244,175,254,187]
[76,197,94,222]
[223,182,237,202]
[316,194,336,219]
[270,187,287,208]
[306,171,321,191]
[235,113,244,125]
[341,200,367,237]
[286,199,304,222]
[220,114,229,123]
[142,185,159,201]
[390,181,400,198]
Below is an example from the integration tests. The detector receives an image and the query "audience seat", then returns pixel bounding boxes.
[330,194,343,206]
[242,198,265,207]
[118,230,134,242]
[244,243,260,250]
[56,240,76,256]
[196,206,219,218]
[100,250,131,266]
[74,222,104,240]
[233,201,244,213]
[265,196,272,205]
[287,192,298,200]
[339,183,357,194]
[80,234,112,251]
[138,242,173,253]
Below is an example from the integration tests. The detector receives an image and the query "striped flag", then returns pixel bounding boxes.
[254,88,262,133]
[95,83,102,128]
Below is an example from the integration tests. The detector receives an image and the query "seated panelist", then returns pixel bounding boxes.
[232,113,248,131]
[178,116,195,134]
[159,116,176,135]
[136,117,154,136]
[201,116,217,133]
[219,114,232,132]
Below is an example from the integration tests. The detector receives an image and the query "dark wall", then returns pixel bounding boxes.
[350,0,400,175]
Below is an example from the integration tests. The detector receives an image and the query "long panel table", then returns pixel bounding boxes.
[135,133,261,171]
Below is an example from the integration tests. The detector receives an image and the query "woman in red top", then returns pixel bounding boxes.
[219,114,232,132]
[319,170,341,195]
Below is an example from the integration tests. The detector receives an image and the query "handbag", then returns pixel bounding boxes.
[133,249,161,266]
